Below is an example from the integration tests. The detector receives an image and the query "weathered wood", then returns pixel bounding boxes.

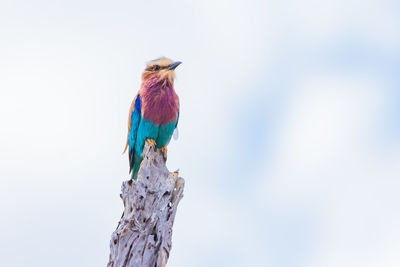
[108,141,185,267]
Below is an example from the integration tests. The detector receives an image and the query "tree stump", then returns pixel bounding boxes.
[108,142,185,267]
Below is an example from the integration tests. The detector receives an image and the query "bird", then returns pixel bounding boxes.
[123,57,181,180]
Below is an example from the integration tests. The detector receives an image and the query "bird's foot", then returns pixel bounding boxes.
[161,146,167,161]
[145,138,157,148]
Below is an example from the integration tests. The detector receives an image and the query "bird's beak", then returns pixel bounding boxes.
[168,61,182,70]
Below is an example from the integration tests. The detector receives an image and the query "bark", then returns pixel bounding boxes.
[108,141,185,267]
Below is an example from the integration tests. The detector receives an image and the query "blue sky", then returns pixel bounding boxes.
[0,0,399,266]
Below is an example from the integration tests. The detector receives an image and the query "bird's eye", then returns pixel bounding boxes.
[153,65,160,71]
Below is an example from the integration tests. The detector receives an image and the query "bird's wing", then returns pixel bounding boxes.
[123,94,142,173]
[175,110,179,128]
[173,111,179,140]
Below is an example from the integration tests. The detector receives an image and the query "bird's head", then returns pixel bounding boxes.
[142,57,182,85]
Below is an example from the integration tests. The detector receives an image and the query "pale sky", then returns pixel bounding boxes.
[1,0,399,266]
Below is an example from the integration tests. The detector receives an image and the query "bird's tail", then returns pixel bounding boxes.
[130,152,142,181]
[131,171,138,180]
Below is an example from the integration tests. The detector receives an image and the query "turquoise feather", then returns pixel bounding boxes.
[128,95,178,180]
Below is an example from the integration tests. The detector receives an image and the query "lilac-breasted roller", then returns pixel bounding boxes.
[123,57,181,180]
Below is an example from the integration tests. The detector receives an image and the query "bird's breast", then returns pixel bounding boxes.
[141,89,179,126]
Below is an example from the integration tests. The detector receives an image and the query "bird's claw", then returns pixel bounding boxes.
[145,138,157,148]
[161,146,167,161]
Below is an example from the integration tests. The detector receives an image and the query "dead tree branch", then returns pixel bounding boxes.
[108,142,184,267]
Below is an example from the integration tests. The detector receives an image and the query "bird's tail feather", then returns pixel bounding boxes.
[131,153,142,180]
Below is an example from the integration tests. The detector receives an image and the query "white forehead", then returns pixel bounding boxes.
[146,57,173,68]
